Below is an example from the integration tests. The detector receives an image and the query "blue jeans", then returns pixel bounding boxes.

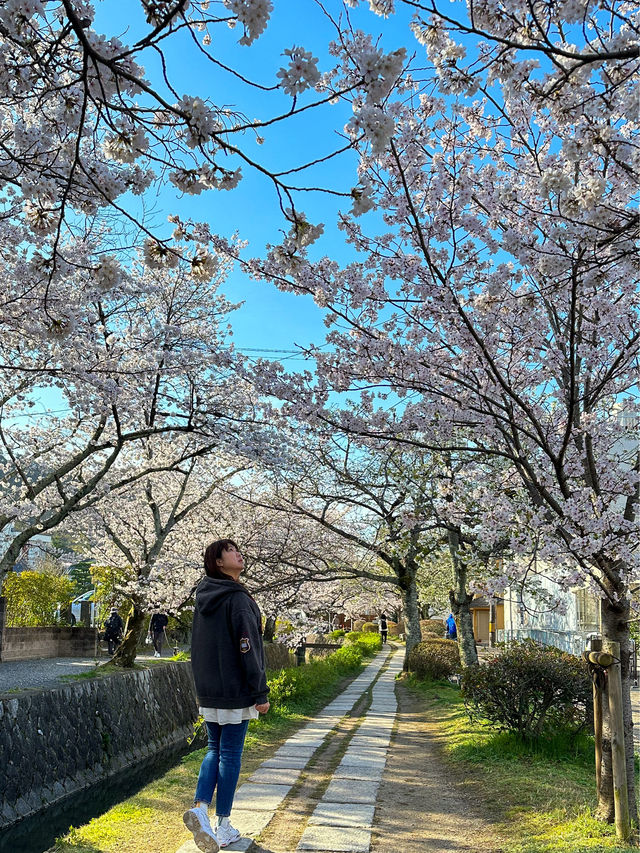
[194,721,249,816]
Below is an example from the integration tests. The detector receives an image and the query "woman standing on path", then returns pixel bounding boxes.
[183,539,270,852]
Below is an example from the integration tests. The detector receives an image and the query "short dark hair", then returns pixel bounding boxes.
[204,539,239,580]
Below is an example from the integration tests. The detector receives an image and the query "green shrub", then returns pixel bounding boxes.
[362,621,377,633]
[420,618,445,637]
[2,570,75,627]
[461,640,593,740]
[267,642,365,707]
[386,620,399,636]
[408,638,461,681]
[345,631,382,655]
[329,629,346,639]
[353,620,365,631]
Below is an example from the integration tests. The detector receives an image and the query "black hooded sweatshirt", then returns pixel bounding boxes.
[191,577,269,709]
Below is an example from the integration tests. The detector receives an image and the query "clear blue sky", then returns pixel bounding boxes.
[94,0,422,362]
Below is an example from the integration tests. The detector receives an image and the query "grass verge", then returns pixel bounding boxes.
[51,636,382,853]
[406,675,638,853]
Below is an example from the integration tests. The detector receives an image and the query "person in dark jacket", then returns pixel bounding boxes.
[183,539,269,853]
[149,612,169,658]
[103,608,123,655]
[379,612,388,644]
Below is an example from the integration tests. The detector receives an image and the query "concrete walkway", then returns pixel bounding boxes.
[177,647,404,853]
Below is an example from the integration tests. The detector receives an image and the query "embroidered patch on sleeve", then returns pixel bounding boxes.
[240,636,251,654]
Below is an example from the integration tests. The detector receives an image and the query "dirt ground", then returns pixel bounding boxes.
[370,681,504,853]
[249,676,504,853]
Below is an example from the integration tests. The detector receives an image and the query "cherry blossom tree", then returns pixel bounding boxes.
[226,425,455,668]
[72,444,250,666]
[247,0,638,822]
[0,251,267,590]
[0,0,412,325]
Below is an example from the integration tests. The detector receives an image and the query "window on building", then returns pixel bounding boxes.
[575,588,600,632]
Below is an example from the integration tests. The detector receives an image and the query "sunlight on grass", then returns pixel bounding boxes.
[405,675,638,853]
[52,651,372,853]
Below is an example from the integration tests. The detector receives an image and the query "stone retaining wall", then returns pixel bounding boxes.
[1,626,98,662]
[0,661,198,828]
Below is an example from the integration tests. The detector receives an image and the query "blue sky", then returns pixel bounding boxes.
[93,0,422,361]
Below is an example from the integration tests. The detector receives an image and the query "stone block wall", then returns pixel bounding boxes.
[0,626,98,662]
[0,661,198,828]
[264,642,294,669]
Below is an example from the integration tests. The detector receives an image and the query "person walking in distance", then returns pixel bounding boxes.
[379,612,388,644]
[149,612,169,657]
[183,539,270,852]
[103,608,123,656]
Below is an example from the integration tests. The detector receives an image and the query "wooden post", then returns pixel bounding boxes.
[590,639,603,800]
[0,595,6,662]
[603,639,631,843]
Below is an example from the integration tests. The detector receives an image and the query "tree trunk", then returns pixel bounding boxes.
[111,602,147,668]
[596,586,638,827]
[263,614,276,643]
[448,530,478,667]
[399,566,422,671]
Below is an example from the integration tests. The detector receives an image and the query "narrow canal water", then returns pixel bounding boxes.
[0,743,189,853]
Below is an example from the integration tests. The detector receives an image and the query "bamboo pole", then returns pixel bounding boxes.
[603,639,631,843]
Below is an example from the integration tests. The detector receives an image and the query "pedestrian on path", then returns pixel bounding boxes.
[183,538,270,853]
[379,612,388,644]
[149,612,169,657]
[446,613,457,640]
[103,608,123,656]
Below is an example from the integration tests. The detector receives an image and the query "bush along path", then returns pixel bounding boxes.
[176,648,404,853]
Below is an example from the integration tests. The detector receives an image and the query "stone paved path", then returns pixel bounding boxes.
[177,647,404,853]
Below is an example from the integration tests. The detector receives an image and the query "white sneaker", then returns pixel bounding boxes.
[183,806,219,853]
[215,817,241,848]
[154,651,161,657]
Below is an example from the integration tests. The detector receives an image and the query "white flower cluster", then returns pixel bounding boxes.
[177,96,221,148]
[355,43,406,104]
[557,0,589,24]
[277,47,321,96]
[190,250,219,282]
[350,176,376,216]
[103,126,149,164]
[346,104,395,155]
[143,238,179,269]
[169,165,242,195]
[23,197,57,235]
[94,255,123,292]
[224,0,273,46]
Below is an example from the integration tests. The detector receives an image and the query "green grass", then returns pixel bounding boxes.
[58,661,165,682]
[52,642,378,853]
[406,675,638,853]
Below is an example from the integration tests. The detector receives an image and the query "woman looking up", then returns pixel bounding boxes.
[183,539,270,852]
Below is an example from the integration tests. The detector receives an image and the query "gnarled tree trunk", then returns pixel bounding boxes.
[111,601,147,668]
[399,563,422,671]
[448,529,478,667]
[596,579,637,828]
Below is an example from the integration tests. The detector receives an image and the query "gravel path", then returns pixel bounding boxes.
[0,652,169,693]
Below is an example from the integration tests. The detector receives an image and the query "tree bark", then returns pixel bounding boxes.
[448,530,478,667]
[263,614,276,643]
[596,584,638,827]
[399,565,422,670]
[111,601,147,668]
